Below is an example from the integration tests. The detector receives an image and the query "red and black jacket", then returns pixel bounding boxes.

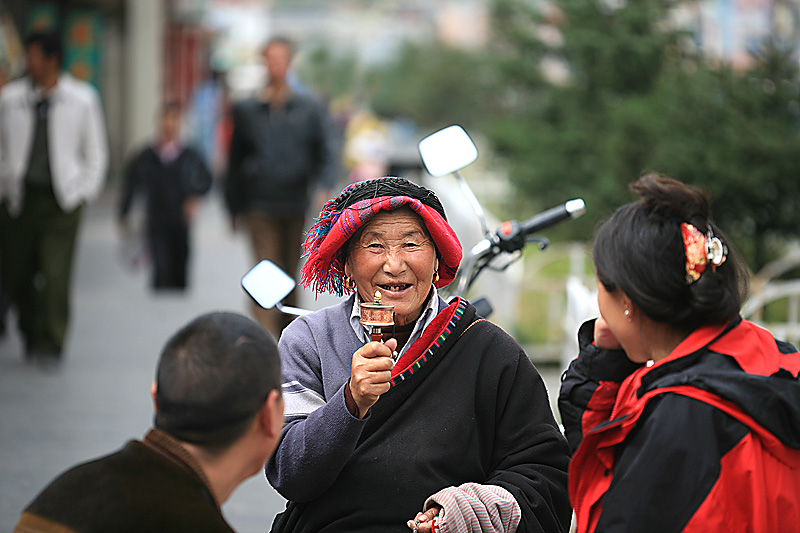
[559,317,800,532]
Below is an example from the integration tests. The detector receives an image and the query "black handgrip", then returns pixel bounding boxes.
[495,199,586,253]
[520,199,585,235]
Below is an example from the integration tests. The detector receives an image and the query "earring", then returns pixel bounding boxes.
[624,309,631,319]
[344,276,355,290]
[433,271,440,283]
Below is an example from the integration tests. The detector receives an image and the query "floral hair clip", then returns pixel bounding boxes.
[680,222,728,284]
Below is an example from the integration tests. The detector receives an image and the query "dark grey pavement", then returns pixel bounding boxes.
[0,187,563,531]
[0,189,292,532]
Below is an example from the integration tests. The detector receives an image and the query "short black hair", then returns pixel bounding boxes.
[154,312,281,454]
[25,31,63,67]
[593,173,749,331]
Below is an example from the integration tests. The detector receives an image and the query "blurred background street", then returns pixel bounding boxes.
[3,0,800,530]
[0,189,287,531]
[0,184,569,531]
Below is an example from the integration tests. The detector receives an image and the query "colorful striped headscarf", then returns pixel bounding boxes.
[301,177,462,296]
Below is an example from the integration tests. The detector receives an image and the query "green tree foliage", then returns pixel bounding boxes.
[296,39,495,126]
[646,43,800,266]
[296,39,498,145]
[487,0,800,269]
[294,2,800,270]
[367,41,497,132]
[293,42,361,102]
[487,0,686,232]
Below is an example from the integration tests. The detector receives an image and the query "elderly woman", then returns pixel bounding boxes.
[559,174,800,532]
[267,177,571,533]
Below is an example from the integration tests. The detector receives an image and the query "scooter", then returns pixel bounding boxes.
[417,125,585,316]
[241,125,586,316]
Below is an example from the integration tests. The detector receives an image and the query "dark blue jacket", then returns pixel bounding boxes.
[224,92,338,217]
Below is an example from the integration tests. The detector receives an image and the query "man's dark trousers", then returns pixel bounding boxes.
[0,184,82,355]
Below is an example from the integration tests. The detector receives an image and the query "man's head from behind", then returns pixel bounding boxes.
[153,312,282,459]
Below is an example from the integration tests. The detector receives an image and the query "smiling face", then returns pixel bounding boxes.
[345,208,439,326]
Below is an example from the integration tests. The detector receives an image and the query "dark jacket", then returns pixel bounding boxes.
[270,297,572,533]
[14,429,234,533]
[119,145,212,232]
[224,92,338,217]
[559,318,800,533]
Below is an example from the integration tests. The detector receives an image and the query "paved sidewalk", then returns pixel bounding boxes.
[0,187,564,531]
[0,189,293,532]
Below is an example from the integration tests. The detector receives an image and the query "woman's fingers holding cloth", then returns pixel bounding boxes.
[407,506,440,532]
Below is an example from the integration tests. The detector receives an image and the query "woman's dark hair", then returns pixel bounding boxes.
[593,173,749,331]
[335,177,448,261]
[333,176,447,220]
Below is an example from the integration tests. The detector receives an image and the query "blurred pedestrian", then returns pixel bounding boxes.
[224,36,339,338]
[0,57,6,334]
[0,30,108,362]
[118,102,213,291]
[13,311,284,532]
[559,173,800,532]
[187,67,229,177]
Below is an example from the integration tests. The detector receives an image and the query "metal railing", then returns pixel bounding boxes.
[741,248,800,347]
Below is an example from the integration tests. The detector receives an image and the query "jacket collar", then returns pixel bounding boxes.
[25,73,74,105]
[656,317,738,367]
[627,316,800,448]
[143,428,222,507]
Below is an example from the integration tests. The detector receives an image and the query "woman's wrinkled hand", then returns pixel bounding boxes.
[350,338,397,418]
[594,316,622,350]
[407,505,441,532]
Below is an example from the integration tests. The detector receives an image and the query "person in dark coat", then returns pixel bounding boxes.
[119,102,213,291]
[13,311,284,532]
[268,177,571,533]
[224,36,339,337]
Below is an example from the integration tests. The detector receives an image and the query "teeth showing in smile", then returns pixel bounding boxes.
[380,284,408,292]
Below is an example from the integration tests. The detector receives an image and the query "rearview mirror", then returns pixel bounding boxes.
[241,260,296,309]
[418,125,478,177]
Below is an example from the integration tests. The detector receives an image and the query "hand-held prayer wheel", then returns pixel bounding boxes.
[360,291,394,343]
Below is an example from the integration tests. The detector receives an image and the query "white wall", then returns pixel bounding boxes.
[124,0,165,155]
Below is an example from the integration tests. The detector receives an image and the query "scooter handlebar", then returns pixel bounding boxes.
[495,198,585,253]
[519,198,586,236]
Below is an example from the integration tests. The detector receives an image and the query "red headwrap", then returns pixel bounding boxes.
[301,190,462,296]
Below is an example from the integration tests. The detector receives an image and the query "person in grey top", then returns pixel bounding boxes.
[267,177,571,533]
